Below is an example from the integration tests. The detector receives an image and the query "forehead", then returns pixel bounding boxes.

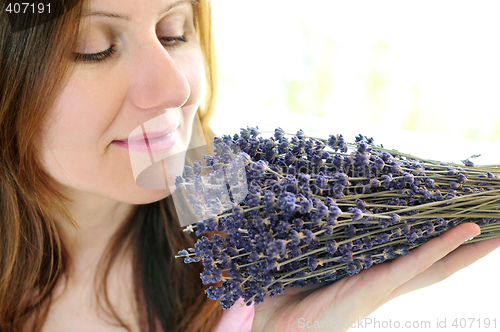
[84,0,196,22]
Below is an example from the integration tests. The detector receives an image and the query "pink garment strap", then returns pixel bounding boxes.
[212,299,255,332]
[154,299,255,332]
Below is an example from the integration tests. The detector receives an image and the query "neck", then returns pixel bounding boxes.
[54,188,137,282]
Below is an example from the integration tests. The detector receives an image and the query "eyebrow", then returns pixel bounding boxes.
[83,0,197,21]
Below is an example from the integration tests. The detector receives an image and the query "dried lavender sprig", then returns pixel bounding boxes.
[175,127,500,309]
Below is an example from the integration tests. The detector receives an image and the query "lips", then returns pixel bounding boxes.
[113,126,178,153]
[121,126,177,141]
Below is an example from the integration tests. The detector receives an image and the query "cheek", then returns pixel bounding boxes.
[46,74,119,139]
[38,73,125,186]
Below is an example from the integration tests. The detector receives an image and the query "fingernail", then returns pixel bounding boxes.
[465,229,481,242]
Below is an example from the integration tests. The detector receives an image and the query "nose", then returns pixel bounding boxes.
[128,38,191,111]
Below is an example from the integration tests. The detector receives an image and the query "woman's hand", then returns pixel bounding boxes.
[251,223,500,332]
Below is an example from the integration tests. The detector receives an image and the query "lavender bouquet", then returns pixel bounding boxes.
[175,127,500,309]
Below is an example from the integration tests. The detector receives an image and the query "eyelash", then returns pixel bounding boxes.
[72,35,188,63]
[73,46,116,63]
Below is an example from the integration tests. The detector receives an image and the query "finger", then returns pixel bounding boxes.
[379,223,481,296]
[252,280,324,314]
[268,280,325,302]
[388,235,500,300]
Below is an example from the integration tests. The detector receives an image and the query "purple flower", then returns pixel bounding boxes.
[462,159,475,167]
[307,256,318,271]
[326,240,338,255]
[359,252,373,269]
[175,176,186,188]
[276,192,297,218]
[205,286,225,300]
[302,229,316,244]
[268,282,284,297]
[299,197,313,214]
[349,207,363,221]
[381,174,393,189]
[378,218,390,229]
[274,127,285,140]
[388,213,401,225]
[347,261,362,276]
[328,203,342,219]
[327,135,337,149]
[315,202,328,219]
[200,268,222,285]
[372,234,390,246]
[383,246,395,259]
[395,244,409,256]
[407,229,423,243]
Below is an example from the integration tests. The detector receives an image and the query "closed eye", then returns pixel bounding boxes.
[72,35,188,63]
[72,46,116,63]
[160,35,188,47]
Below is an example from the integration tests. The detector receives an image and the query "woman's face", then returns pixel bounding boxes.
[37,0,205,204]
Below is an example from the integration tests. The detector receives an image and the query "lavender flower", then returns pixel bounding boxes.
[175,127,500,309]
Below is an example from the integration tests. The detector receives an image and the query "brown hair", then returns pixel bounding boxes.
[0,1,222,331]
